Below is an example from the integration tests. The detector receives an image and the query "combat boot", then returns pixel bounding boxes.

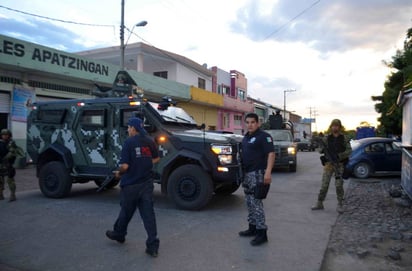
[9,193,16,202]
[336,201,344,214]
[311,201,324,210]
[238,224,257,237]
[250,229,268,246]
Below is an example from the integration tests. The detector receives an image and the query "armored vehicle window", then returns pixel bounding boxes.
[121,109,144,127]
[80,109,106,127]
[36,109,66,124]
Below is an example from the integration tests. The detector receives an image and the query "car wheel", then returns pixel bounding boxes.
[39,161,72,198]
[289,164,297,172]
[353,162,371,179]
[168,164,213,210]
[214,183,240,195]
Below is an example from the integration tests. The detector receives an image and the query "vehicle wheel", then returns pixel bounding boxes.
[289,164,297,172]
[167,164,213,210]
[94,179,120,189]
[39,161,72,198]
[353,162,371,179]
[214,183,240,195]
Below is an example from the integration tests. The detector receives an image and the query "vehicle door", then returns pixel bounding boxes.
[364,142,386,171]
[384,142,402,172]
[74,104,114,174]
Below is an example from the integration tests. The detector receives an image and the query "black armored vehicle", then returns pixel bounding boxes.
[27,71,243,210]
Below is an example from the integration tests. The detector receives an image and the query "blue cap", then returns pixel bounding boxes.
[128,117,146,134]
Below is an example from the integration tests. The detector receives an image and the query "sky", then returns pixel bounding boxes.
[1,0,411,131]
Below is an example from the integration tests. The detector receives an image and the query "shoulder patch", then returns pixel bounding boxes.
[266,137,272,143]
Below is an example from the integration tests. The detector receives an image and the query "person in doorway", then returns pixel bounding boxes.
[311,119,352,213]
[106,117,160,257]
[239,113,275,246]
[0,129,18,202]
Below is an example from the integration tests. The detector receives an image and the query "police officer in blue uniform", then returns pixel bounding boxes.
[106,117,160,257]
[239,113,275,246]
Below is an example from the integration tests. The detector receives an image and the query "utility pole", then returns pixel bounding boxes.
[283,89,296,121]
[120,0,125,70]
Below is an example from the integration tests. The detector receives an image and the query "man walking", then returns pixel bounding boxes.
[311,119,352,213]
[0,129,18,202]
[106,117,160,257]
[239,113,275,246]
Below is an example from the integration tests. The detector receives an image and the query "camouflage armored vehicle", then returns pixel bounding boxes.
[27,71,242,210]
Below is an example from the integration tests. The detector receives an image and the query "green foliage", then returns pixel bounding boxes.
[373,27,412,135]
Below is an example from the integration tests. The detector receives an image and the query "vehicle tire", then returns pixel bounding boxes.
[214,183,240,195]
[289,164,297,172]
[167,164,213,210]
[353,162,371,179]
[39,161,72,198]
[94,179,120,189]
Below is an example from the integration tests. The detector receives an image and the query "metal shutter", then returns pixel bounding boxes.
[0,92,10,113]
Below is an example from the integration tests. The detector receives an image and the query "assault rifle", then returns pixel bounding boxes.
[96,171,117,192]
[314,138,342,180]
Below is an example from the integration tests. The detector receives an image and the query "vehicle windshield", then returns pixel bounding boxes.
[150,102,197,125]
[266,130,293,142]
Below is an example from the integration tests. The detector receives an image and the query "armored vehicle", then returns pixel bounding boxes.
[265,121,297,172]
[27,71,242,210]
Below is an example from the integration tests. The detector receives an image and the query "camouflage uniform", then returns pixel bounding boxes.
[0,129,18,201]
[312,120,352,212]
[243,170,267,230]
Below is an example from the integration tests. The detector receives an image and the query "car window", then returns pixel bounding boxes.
[365,142,384,153]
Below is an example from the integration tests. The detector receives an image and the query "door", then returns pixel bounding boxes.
[74,105,113,174]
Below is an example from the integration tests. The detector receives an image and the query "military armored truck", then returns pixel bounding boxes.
[27,71,242,210]
[265,120,297,172]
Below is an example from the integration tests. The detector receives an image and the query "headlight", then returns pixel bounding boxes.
[211,144,233,165]
[288,147,296,155]
[211,144,232,155]
[218,155,233,164]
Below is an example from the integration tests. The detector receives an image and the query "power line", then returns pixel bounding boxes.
[0,5,114,28]
[263,0,321,41]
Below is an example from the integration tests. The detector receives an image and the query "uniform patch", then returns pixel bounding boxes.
[266,137,272,143]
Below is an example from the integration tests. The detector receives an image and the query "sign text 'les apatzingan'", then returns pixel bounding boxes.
[0,38,109,76]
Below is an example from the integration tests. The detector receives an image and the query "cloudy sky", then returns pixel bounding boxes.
[1,0,411,131]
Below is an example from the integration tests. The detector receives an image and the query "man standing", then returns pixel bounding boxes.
[0,129,18,202]
[239,113,275,246]
[311,119,352,213]
[106,117,160,257]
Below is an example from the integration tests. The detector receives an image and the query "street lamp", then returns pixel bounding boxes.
[120,0,147,70]
[283,89,296,121]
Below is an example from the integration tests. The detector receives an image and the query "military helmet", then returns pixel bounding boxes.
[0,129,12,136]
[329,119,342,128]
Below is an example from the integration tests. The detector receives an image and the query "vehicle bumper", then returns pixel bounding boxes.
[274,156,296,167]
[212,164,241,184]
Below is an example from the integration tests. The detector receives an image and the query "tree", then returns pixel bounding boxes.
[372,27,412,136]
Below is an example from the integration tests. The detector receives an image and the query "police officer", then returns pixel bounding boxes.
[106,117,160,257]
[311,119,352,213]
[239,113,275,246]
[0,129,18,202]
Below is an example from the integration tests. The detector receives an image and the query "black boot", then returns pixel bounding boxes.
[238,224,257,237]
[250,229,268,246]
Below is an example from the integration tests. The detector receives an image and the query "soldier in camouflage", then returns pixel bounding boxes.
[0,129,18,202]
[239,113,275,246]
[311,119,352,213]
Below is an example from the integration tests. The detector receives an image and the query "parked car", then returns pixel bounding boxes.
[346,137,402,178]
[296,138,316,151]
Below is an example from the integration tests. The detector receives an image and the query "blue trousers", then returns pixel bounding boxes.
[113,180,159,250]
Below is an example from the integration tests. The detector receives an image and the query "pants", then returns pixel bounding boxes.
[243,171,267,230]
[113,180,159,250]
[0,168,16,195]
[317,162,344,202]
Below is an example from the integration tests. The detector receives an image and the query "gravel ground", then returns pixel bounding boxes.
[322,178,412,271]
